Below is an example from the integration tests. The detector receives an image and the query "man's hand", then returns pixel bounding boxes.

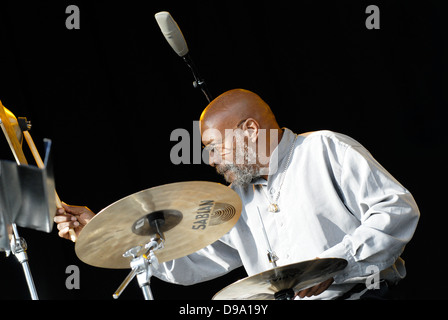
[54,203,95,240]
[296,277,334,299]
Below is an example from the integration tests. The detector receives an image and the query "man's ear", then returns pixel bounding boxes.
[242,118,259,143]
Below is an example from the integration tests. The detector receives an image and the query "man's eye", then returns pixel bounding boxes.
[203,145,215,153]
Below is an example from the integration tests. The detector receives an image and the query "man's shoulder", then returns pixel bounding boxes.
[298,130,363,149]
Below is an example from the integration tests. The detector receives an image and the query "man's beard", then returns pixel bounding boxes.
[215,142,262,187]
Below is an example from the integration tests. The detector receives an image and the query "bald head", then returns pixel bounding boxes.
[199,89,279,135]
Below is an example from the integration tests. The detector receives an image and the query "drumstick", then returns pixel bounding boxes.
[23,131,77,242]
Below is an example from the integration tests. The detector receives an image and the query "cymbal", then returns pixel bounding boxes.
[213,258,347,300]
[75,181,242,269]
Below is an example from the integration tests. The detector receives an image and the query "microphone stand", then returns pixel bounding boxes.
[182,53,213,103]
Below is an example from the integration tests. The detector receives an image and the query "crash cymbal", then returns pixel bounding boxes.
[75,181,242,269]
[213,258,347,300]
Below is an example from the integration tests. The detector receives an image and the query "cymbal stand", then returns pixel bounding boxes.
[8,223,39,300]
[256,207,278,268]
[113,221,165,300]
[256,207,293,299]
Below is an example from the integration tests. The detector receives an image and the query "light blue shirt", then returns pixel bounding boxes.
[153,129,420,299]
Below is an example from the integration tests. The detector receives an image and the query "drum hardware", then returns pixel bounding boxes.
[256,207,279,268]
[113,218,165,300]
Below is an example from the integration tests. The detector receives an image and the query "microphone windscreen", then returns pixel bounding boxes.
[154,11,189,57]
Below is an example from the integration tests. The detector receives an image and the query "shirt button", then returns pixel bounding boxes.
[270,188,276,194]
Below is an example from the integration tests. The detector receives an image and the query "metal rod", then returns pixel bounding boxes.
[113,234,162,300]
[112,268,137,299]
[256,207,278,268]
[12,224,39,300]
[182,54,213,103]
[140,284,154,300]
[21,260,39,300]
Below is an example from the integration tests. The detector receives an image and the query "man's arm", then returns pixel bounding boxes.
[152,239,243,286]
[318,144,420,283]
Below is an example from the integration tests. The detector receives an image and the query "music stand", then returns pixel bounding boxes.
[0,140,56,299]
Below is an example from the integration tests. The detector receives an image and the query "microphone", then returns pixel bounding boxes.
[154,11,189,57]
[154,11,213,103]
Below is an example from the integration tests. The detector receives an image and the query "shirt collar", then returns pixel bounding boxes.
[251,127,296,186]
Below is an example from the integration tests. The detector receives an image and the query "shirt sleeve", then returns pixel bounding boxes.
[318,144,420,283]
[151,237,243,285]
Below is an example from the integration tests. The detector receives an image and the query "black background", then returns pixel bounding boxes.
[0,0,446,300]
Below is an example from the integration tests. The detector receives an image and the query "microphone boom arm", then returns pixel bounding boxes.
[182,53,212,103]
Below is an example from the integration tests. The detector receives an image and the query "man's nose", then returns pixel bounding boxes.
[208,150,223,168]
